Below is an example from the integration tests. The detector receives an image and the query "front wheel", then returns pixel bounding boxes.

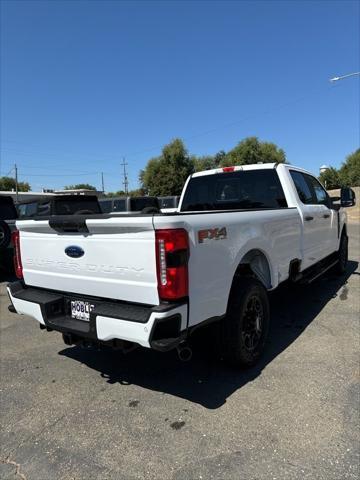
[335,233,348,275]
[222,277,270,368]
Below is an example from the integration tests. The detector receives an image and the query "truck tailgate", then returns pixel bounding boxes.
[16,216,159,305]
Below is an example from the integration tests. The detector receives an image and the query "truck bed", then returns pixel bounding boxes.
[14,206,302,329]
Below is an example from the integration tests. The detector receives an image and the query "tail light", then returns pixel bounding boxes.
[12,230,23,279]
[222,166,235,172]
[155,229,189,300]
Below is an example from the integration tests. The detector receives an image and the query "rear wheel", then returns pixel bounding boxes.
[335,233,348,275]
[222,277,270,368]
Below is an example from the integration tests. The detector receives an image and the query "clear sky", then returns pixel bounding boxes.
[1,0,359,192]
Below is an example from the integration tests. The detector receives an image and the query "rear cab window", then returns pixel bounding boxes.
[180,169,288,212]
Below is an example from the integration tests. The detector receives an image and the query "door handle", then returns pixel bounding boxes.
[305,216,314,221]
[323,214,330,218]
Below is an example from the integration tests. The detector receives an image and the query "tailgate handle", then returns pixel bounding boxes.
[49,217,89,233]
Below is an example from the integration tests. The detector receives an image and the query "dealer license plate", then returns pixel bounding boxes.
[71,300,95,322]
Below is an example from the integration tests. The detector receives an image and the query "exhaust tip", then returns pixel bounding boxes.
[8,304,16,313]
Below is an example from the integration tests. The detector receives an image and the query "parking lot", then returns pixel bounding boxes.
[0,224,359,480]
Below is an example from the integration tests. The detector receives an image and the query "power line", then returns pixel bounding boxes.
[1,163,105,173]
[1,80,349,180]
[18,172,102,177]
[4,167,15,176]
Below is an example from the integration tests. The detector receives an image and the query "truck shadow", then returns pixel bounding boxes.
[60,260,358,409]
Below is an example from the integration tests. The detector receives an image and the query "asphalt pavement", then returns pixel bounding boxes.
[0,224,359,480]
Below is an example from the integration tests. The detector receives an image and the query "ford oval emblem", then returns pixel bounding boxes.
[65,245,84,258]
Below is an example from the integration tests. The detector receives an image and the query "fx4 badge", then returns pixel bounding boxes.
[198,227,227,244]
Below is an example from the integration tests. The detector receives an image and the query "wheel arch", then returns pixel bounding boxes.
[233,248,273,290]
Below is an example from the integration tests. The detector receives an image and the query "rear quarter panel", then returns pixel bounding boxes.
[154,209,301,328]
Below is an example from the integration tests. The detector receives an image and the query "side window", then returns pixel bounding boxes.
[290,171,314,204]
[100,200,112,213]
[305,175,329,207]
[114,199,126,212]
[37,201,51,216]
[17,204,27,218]
[24,202,38,217]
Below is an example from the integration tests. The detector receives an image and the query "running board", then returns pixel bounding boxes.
[292,254,338,285]
[306,260,338,284]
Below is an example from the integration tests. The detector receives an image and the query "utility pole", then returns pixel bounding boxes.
[121,157,129,195]
[101,172,105,192]
[15,163,19,204]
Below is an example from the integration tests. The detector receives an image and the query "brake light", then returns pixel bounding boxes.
[12,230,23,279]
[222,166,235,172]
[155,229,189,300]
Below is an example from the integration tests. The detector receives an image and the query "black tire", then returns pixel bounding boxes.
[0,221,11,249]
[335,233,348,275]
[222,277,270,368]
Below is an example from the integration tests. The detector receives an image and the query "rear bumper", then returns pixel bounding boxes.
[7,281,188,351]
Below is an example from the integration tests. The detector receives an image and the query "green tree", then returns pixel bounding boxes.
[104,189,145,198]
[139,158,163,195]
[105,190,126,198]
[192,151,226,172]
[140,138,194,196]
[192,155,217,172]
[0,176,31,191]
[214,150,227,165]
[339,149,360,187]
[221,137,286,166]
[319,167,342,190]
[63,183,97,190]
[128,188,146,197]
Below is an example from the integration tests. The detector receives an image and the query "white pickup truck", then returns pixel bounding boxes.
[7,163,355,367]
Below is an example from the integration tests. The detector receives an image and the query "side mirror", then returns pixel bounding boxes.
[340,187,356,208]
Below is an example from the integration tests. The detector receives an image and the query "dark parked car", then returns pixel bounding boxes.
[0,196,18,273]
[99,196,160,214]
[17,195,101,218]
[157,196,180,211]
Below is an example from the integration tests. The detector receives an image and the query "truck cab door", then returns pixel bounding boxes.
[290,171,337,270]
[305,175,339,256]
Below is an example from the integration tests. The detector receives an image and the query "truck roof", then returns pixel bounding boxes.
[192,162,278,178]
[191,162,312,178]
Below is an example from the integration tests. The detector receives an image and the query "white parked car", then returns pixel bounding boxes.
[7,163,355,367]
